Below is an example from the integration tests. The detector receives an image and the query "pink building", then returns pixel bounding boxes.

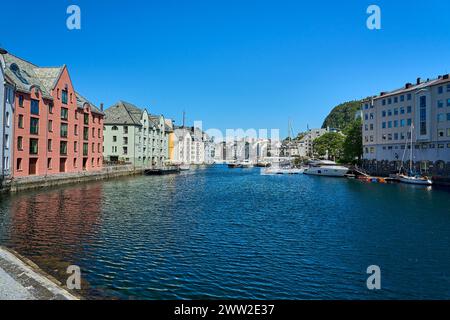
[2,52,104,177]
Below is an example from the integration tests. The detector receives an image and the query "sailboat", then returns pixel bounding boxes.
[396,124,432,186]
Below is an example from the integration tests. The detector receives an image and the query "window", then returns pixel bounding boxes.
[407,106,412,113]
[92,127,95,138]
[438,100,444,108]
[83,143,89,156]
[48,120,53,132]
[400,95,405,102]
[447,128,450,137]
[437,114,445,122]
[29,139,39,155]
[84,113,89,125]
[19,95,24,107]
[388,98,392,105]
[447,113,450,121]
[83,127,89,140]
[407,119,412,126]
[48,139,52,152]
[17,158,22,171]
[447,84,450,92]
[382,99,386,106]
[73,158,77,168]
[400,119,406,127]
[47,158,52,169]
[419,96,427,135]
[18,115,24,128]
[74,141,78,153]
[124,126,128,134]
[30,118,39,135]
[382,111,386,117]
[438,86,443,94]
[62,89,68,104]
[123,147,128,155]
[98,143,101,153]
[92,143,95,152]
[61,107,68,120]
[394,120,398,127]
[388,121,392,128]
[123,137,128,145]
[447,99,450,107]
[407,94,412,101]
[382,122,386,129]
[60,123,68,138]
[17,137,23,151]
[4,134,9,149]
[48,102,54,114]
[400,107,405,114]
[438,129,445,137]
[31,99,39,115]
[388,110,392,116]
[394,97,398,103]
[98,129,101,138]
[60,141,68,155]
[113,136,117,142]
[74,124,78,135]
[394,133,399,140]
[75,111,78,120]
[112,126,118,131]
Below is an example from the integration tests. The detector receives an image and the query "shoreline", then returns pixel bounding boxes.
[0,165,144,194]
[0,246,79,300]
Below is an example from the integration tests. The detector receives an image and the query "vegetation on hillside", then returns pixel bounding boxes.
[321,100,363,131]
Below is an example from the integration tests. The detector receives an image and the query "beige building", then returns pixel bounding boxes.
[362,75,450,175]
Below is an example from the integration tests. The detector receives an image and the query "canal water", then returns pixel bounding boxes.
[0,165,449,299]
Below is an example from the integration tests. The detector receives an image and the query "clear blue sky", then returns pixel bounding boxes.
[1,0,450,138]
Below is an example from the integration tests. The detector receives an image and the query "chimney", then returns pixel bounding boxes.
[416,77,421,85]
[405,83,412,89]
[438,75,443,79]
[0,48,7,54]
[443,74,450,80]
[380,92,387,96]
[100,103,104,112]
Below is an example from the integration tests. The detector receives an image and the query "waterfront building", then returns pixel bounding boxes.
[172,127,192,164]
[0,49,15,179]
[213,138,274,163]
[296,128,336,158]
[1,52,104,177]
[362,75,450,177]
[203,133,215,164]
[103,101,170,167]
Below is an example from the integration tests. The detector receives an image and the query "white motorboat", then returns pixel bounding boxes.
[262,167,305,175]
[179,163,190,171]
[304,160,349,177]
[239,160,254,168]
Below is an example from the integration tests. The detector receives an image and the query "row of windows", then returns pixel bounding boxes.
[437,113,450,122]
[437,84,450,94]
[381,119,413,129]
[16,137,102,155]
[16,157,102,172]
[381,106,412,117]
[18,96,101,124]
[382,93,412,106]
[365,128,450,143]
[365,143,450,154]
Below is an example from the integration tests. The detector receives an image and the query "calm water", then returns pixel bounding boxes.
[0,165,450,299]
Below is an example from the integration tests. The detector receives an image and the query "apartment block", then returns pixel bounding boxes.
[362,75,450,176]
[1,52,104,177]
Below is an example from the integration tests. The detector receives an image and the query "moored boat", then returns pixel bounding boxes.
[304,160,349,177]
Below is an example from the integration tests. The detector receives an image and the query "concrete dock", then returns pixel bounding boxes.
[0,247,78,300]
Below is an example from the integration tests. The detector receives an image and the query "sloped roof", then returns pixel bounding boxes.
[76,92,104,115]
[1,53,63,99]
[104,101,143,125]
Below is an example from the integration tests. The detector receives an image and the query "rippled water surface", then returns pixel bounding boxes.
[1,165,450,299]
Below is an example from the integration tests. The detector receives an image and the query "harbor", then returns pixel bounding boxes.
[1,165,450,300]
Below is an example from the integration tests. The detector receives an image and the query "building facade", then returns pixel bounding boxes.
[362,75,450,177]
[2,52,104,177]
[1,50,15,179]
[103,101,170,167]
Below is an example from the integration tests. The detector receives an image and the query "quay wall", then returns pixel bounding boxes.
[1,165,145,193]
[362,160,450,186]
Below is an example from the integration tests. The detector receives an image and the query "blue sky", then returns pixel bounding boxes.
[1,0,450,138]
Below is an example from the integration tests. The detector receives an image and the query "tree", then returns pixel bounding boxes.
[313,132,344,161]
[322,100,363,131]
[343,119,363,164]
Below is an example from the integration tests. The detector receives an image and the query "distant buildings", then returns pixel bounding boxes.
[214,138,274,163]
[1,51,104,178]
[103,101,171,167]
[281,128,338,159]
[170,126,215,165]
[362,75,450,176]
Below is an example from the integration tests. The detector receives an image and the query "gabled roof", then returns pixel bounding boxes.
[1,52,64,99]
[104,101,144,125]
[76,92,104,115]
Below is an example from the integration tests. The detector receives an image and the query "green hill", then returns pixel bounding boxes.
[322,100,362,131]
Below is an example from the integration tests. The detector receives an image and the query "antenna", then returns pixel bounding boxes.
[182,110,186,128]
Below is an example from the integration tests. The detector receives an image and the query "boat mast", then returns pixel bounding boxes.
[410,123,414,173]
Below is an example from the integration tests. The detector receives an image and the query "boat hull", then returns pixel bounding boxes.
[397,176,433,186]
[304,167,348,177]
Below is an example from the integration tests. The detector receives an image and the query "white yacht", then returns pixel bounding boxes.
[239,160,254,168]
[262,167,305,175]
[304,160,349,177]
